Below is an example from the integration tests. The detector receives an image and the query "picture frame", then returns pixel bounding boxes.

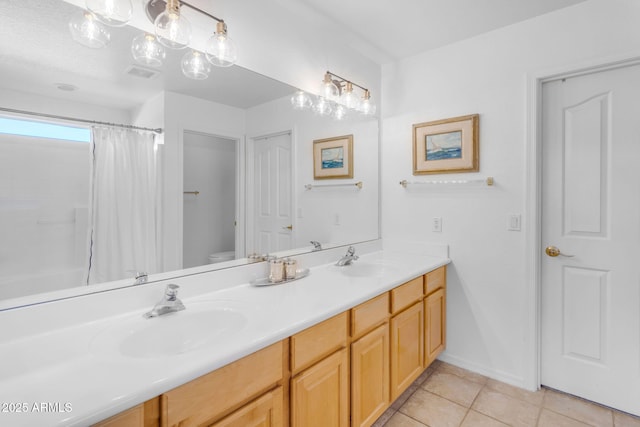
[313,134,354,179]
[412,114,479,175]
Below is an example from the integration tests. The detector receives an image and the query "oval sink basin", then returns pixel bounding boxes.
[338,262,397,278]
[90,300,249,359]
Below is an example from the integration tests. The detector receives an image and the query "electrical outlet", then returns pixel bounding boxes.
[432,217,442,232]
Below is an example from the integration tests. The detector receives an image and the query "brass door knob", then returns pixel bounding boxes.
[545,246,574,258]
[283,225,293,230]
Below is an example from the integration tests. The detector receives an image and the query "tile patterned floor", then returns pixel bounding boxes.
[373,361,640,427]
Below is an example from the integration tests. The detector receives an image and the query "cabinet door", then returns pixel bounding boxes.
[351,323,389,427]
[291,348,349,427]
[390,301,424,400]
[425,288,446,365]
[210,386,283,427]
[92,404,144,427]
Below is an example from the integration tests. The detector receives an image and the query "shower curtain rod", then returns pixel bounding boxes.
[0,107,164,134]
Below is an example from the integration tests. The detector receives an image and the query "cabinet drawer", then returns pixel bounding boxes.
[291,312,348,374]
[351,293,389,338]
[162,341,283,427]
[391,277,424,314]
[210,386,283,427]
[425,266,446,295]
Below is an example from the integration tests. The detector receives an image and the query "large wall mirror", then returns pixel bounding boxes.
[0,0,380,309]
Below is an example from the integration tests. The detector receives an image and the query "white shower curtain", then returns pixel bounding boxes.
[86,127,163,285]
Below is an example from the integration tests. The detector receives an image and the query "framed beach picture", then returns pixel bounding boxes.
[313,134,354,179]
[412,114,479,175]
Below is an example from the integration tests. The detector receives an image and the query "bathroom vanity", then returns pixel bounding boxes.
[95,267,447,427]
[0,243,448,427]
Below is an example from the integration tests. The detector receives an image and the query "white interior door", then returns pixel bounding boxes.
[252,132,293,254]
[541,65,640,415]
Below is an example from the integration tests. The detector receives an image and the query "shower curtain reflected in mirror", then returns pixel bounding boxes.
[86,127,163,285]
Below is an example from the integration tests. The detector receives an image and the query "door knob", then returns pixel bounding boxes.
[545,246,574,258]
[283,225,293,230]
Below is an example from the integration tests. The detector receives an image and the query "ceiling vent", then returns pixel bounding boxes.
[124,64,161,79]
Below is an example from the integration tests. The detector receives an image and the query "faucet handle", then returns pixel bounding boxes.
[165,284,180,300]
[127,270,148,285]
[346,246,356,255]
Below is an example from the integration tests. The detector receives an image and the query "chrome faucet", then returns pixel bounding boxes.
[143,284,185,318]
[133,271,148,285]
[310,241,322,251]
[336,246,359,266]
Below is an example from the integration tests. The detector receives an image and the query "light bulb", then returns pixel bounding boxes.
[319,72,339,101]
[131,33,166,67]
[359,90,376,115]
[205,22,238,67]
[69,11,111,49]
[85,0,132,27]
[333,104,348,120]
[181,50,211,80]
[340,82,361,110]
[154,0,191,49]
[313,97,334,116]
[290,90,312,110]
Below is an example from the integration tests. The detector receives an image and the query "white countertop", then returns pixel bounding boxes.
[0,246,449,426]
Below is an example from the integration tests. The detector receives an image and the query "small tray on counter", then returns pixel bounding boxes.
[250,268,310,287]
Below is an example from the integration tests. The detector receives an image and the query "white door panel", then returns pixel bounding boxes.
[541,65,640,415]
[252,133,293,254]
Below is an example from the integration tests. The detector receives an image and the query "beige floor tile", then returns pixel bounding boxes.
[484,378,545,406]
[471,388,540,427]
[372,407,397,427]
[460,410,509,427]
[615,411,640,427]
[538,409,593,427]
[400,389,467,427]
[544,389,613,427]
[384,412,428,427]
[423,371,483,407]
[437,361,488,385]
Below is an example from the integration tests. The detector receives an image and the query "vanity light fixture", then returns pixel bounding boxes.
[85,0,133,27]
[291,71,376,118]
[69,0,238,80]
[131,33,166,67]
[68,10,111,48]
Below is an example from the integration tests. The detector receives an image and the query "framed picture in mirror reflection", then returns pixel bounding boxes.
[313,134,354,179]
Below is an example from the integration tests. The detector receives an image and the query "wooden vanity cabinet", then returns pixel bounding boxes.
[94,266,447,427]
[290,312,349,427]
[160,340,285,427]
[350,294,390,427]
[424,267,447,366]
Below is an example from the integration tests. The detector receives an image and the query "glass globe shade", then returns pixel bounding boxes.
[131,33,166,67]
[359,98,376,115]
[340,84,361,110]
[205,24,238,67]
[154,9,192,49]
[290,91,312,110]
[85,0,132,27]
[69,11,111,49]
[181,50,211,80]
[313,97,334,116]
[319,75,339,101]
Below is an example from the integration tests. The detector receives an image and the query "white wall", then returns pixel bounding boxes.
[246,96,379,249]
[381,0,640,388]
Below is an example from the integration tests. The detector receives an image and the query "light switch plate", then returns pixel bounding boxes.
[507,214,521,231]
[432,217,442,232]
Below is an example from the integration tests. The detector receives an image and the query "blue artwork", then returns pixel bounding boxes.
[426,131,462,161]
[322,147,344,169]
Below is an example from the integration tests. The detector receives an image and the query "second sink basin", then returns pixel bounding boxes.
[90,300,250,359]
